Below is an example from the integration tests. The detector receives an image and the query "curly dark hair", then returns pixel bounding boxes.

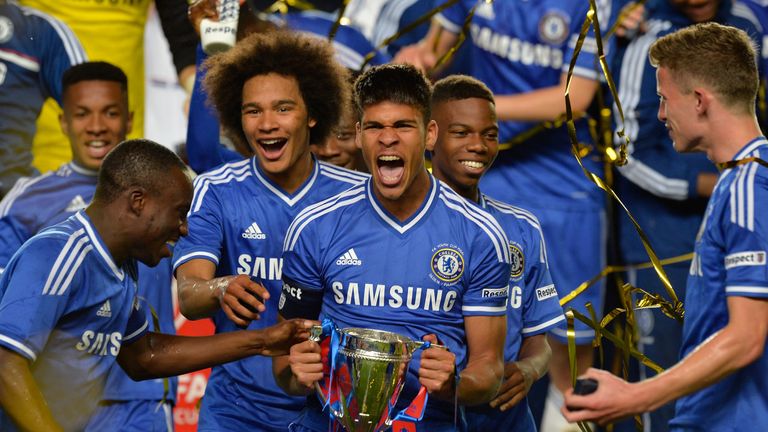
[203,31,350,147]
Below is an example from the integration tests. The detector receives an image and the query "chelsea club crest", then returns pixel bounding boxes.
[509,242,524,281]
[539,10,570,45]
[431,247,465,284]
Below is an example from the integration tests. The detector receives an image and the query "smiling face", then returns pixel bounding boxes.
[241,73,315,184]
[429,97,499,201]
[656,66,703,154]
[60,80,132,171]
[132,167,193,267]
[357,101,435,208]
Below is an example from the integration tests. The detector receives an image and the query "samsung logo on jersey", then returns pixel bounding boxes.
[331,281,457,312]
[482,287,508,298]
[237,255,282,281]
[724,251,766,269]
[470,24,564,69]
[536,285,558,301]
[75,331,122,357]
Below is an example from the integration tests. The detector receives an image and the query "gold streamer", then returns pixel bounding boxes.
[264,0,315,15]
[327,0,351,42]
[563,0,683,320]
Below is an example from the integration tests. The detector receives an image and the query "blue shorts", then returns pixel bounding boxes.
[465,401,536,432]
[85,400,173,432]
[197,369,303,432]
[531,206,606,344]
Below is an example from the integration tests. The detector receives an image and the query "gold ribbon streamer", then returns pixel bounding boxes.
[565,310,594,432]
[716,157,768,171]
[327,0,351,42]
[264,0,316,15]
[430,0,486,74]
[564,1,683,321]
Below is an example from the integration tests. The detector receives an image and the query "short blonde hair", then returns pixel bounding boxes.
[649,22,758,114]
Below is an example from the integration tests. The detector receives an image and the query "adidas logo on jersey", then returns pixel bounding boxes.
[336,248,362,266]
[65,195,88,213]
[97,300,112,318]
[242,222,266,240]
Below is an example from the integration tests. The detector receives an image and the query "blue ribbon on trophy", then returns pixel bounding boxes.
[309,318,439,432]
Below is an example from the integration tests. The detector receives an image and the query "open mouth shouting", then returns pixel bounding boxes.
[257,137,289,161]
[377,154,405,186]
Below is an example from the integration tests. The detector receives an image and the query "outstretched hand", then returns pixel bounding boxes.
[259,319,317,357]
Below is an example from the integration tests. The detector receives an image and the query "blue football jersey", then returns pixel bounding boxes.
[0,3,85,194]
[173,157,367,430]
[0,162,177,403]
[465,194,564,431]
[0,212,148,432]
[670,138,768,431]
[437,0,610,209]
[280,176,512,430]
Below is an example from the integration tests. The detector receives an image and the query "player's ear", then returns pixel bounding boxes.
[693,87,711,115]
[127,187,147,216]
[355,122,362,149]
[425,119,438,151]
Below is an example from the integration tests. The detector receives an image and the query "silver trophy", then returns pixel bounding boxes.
[310,325,441,432]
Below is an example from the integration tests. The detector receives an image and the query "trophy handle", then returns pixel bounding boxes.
[309,325,345,419]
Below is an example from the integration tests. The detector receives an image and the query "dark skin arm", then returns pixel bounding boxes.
[490,333,551,411]
[118,318,314,380]
[0,347,63,431]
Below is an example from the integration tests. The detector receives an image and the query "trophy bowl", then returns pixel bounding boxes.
[312,326,429,432]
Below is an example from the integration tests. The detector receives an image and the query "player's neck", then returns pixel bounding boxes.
[261,152,314,195]
[707,114,763,164]
[84,204,129,266]
[375,169,432,222]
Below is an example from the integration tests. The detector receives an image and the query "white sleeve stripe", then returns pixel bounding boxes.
[284,187,365,250]
[725,286,768,294]
[0,173,52,216]
[319,170,365,185]
[0,50,40,71]
[439,193,509,263]
[0,334,36,361]
[318,163,368,183]
[47,236,89,295]
[42,229,86,295]
[522,314,566,334]
[53,245,92,296]
[22,7,85,64]
[614,20,671,146]
[618,155,689,200]
[441,187,509,253]
[124,320,149,342]
[729,154,760,231]
[484,198,541,229]
[192,160,250,187]
[286,195,366,251]
[462,305,507,313]
[434,13,461,34]
[192,170,252,213]
[440,196,506,263]
[172,251,220,270]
